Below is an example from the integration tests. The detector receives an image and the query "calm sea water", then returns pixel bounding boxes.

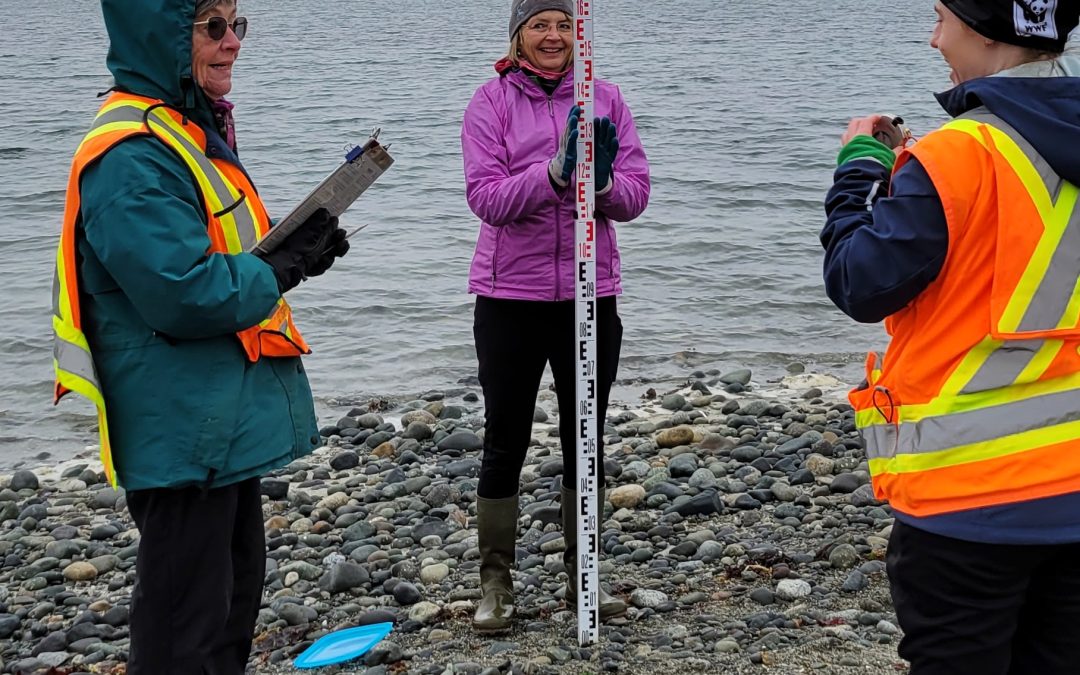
[0,0,951,467]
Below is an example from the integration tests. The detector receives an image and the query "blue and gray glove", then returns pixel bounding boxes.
[549,105,581,189]
[594,116,619,194]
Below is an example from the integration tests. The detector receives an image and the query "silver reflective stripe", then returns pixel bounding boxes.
[962,109,1064,201]
[1020,206,1080,332]
[960,339,1044,394]
[53,336,99,389]
[862,385,1080,459]
[52,268,61,319]
[961,108,1080,334]
[89,105,146,132]
[143,111,259,248]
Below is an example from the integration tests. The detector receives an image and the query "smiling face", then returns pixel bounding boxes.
[517,10,573,72]
[930,2,994,84]
[191,2,241,100]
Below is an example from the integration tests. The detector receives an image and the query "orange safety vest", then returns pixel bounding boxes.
[850,107,1080,518]
[52,92,310,488]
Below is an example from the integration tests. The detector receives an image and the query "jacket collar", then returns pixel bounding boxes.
[506,68,572,99]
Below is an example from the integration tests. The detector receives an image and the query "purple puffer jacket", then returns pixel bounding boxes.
[462,69,651,301]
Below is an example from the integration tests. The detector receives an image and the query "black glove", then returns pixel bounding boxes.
[256,208,341,293]
[305,225,350,278]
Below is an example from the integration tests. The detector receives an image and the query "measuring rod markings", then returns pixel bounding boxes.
[573,0,600,648]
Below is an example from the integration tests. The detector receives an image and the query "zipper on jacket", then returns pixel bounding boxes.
[491,228,502,292]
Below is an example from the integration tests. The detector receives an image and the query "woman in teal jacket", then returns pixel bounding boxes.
[63,0,348,670]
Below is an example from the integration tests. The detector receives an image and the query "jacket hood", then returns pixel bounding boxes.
[100,0,213,126]
[936,29,1080,184]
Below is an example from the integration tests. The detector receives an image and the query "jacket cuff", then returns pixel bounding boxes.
[838,136,896,170]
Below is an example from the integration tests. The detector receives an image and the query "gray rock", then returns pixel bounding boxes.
[842,570,869,593]
[444,459,482,478]
[393,582,422,605]
[366,640,405,666]
[357,413,384,429]
[668,454,698,478]
[533,407,549,423]
[407,602,441,624]
[769,482,798,502]
[402,422,433,441]
[436,432,483,452]
[89,489,123,510]
[278,603,318,626]
[720,369,752,385]
[830,473,862,494]
[0,614,20,639]
[850,483,880,507]
[10,470,39,491]
[32,631,67,655]
[775,579,812,601]
[688,468,717,490]
[319,562,370,593]
[661,394,686,411]
[696,540,725,561]
[630,589,669,609]
[750,588,775,605]
[731,446,762,463]
[829,544,860,570]
[329,451,360,471]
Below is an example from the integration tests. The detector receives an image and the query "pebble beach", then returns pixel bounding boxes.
[0,368,910,674]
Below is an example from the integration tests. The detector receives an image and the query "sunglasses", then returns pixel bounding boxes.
[194,16,248,41]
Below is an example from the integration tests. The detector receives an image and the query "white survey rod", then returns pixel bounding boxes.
[573,0,601,648]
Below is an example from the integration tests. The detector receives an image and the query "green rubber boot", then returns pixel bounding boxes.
[472,494,519,633]
[561,484,627,619]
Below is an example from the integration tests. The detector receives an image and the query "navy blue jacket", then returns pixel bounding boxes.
[822,74,1080,544]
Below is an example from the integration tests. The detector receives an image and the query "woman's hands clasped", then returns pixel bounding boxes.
[548,106,620,191]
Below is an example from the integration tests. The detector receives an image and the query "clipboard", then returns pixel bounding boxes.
[250,130,394,255]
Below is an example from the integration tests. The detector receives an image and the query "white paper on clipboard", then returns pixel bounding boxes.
[250,132,394,255]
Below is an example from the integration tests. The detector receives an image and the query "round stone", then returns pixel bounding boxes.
[420,563,450,584]
[775,579,812,601]
[63,561,98,582]
[10,471,39,491]
[608,485,646,509]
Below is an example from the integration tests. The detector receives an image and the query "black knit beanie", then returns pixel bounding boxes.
[509,0,575,38]
[942,0,1080,52]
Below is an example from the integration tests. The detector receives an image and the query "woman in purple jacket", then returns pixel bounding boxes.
[461,0,650,633]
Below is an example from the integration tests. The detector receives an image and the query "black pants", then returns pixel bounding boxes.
[887,520,1080,675]
[474,296,622,499]
[126,477,265,675]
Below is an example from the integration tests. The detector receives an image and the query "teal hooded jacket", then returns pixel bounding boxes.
[72,0,319,490]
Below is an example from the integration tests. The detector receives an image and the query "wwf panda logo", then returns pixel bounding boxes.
[1014,0,1058,39]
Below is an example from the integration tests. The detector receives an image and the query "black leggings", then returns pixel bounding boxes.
[473,295,622,499]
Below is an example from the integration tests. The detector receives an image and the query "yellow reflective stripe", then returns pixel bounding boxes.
[940,119,987,147]
[939,336,1003,397]
[857,365,1080,429]
[97,408,117,488]
[1016,339,1064,383]
[144,109,256,253]
[54,247,73,323]
[75,121,146,155]
[144,111,242,252]
[868,417,1080,475]
[978,125,1080,333]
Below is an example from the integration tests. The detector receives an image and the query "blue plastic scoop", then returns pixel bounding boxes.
[293,622,394,668]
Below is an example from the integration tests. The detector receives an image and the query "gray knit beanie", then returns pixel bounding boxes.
[509,0,574,38]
